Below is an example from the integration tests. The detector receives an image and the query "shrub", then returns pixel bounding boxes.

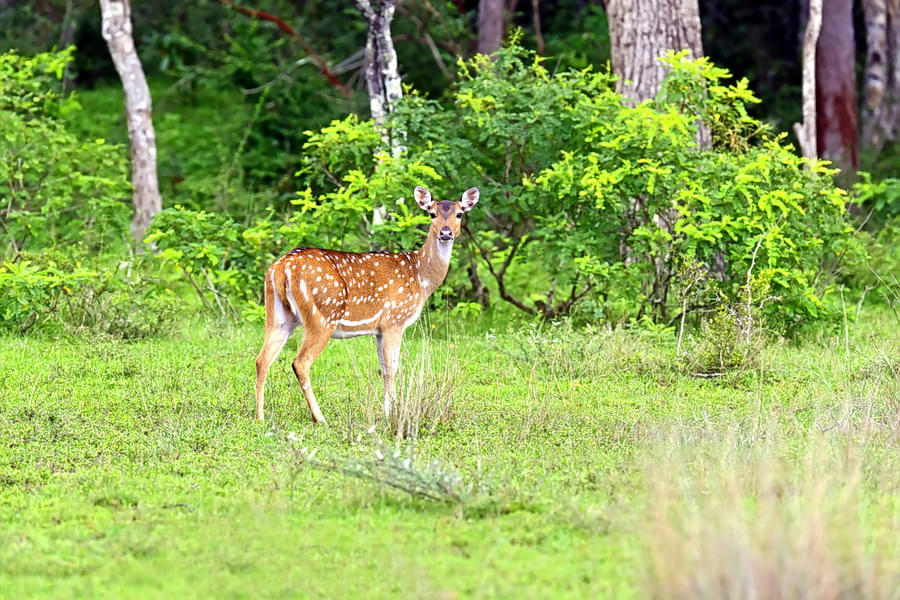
[852,171,900,227]
[0,49,131,256]
[146,42,863,331]
[0,252,177,338]
[538,52,862,330]
[145,205,305,318]
[291,42,863,331]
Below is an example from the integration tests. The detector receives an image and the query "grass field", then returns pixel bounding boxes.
[2,311,899,598]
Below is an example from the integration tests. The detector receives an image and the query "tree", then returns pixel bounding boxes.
[793,0,823,161]
[605,0,706,314]
[861,0,900,158]
[606,0,704,104]
[355,0,404,154]
[477,0,505,55]
[816,0,858,181]
[99,0,161,244]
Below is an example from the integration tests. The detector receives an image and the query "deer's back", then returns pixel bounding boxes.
[269,247,425,335]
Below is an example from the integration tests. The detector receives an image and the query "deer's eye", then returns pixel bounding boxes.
[429,212,436,219]
[456,213,463,219]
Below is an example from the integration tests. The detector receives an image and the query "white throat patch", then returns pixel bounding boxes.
[437,239,454,263]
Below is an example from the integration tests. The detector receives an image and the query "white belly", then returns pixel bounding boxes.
[331,327,377,339]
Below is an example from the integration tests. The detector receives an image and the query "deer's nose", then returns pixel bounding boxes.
[438,226,453,242]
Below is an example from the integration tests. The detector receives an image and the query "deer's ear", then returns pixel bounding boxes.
[459,187,479,212]
[414,186,433,211]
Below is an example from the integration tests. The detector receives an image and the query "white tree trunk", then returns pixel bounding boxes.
[793,0,823,160]
[862,0,900,154]
[100,0,161,245]
[355,0,405,155]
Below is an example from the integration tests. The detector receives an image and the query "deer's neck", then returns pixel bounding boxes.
[413,233,453,297]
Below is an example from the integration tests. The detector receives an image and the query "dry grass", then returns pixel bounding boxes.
[639,389,900,599]
[385,334,461,439]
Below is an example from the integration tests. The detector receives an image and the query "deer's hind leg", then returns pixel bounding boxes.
[291,313,337,425]
[289,272,346,424]
[255,273,298,421]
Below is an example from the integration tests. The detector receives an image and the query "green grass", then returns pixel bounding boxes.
[2,312,899,598]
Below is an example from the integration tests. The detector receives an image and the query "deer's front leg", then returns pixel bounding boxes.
[379,329,403,418]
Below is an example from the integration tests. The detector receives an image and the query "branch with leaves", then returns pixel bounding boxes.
[218,0,351,98]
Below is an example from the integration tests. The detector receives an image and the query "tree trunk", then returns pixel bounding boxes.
[862,0,900,156]
[606,0,705,321]
[606,0,704,104]
[355,0,404,155]
[793,0,823,160]
[100,0,161,245]
[816,0,859,180]
[478,0,505,55]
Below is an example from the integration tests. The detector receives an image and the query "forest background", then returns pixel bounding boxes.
[1,0,897,336]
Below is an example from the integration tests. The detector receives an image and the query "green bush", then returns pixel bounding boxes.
[291,43,863,330]
[0,252,177,338]
[141,42,863,331]
[145,205,303,319]
[0,49,131,256]
[852,172,900,226]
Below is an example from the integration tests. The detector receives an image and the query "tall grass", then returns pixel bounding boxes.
[639,364,900,599]
[386,330,461,440]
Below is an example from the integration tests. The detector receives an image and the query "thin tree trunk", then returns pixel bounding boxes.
[355,0,405,155]
[606,0,704,105]
[531,0,544,55]
[100,0,161,245]
[793,0,823,160]
[478,0,505,55]
[816,0,859,180]
[59,0,77,90]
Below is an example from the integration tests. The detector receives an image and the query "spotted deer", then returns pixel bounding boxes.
[254,185,479,423]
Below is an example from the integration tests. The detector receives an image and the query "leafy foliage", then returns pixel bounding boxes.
[0,49,173,338]
[852,171,900,226]
[0,49,131,256]
[0,252,177,338]
[291,43,863,330]
[145,205,307,319]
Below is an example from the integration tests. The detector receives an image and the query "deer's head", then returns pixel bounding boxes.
[414,186,479,244]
